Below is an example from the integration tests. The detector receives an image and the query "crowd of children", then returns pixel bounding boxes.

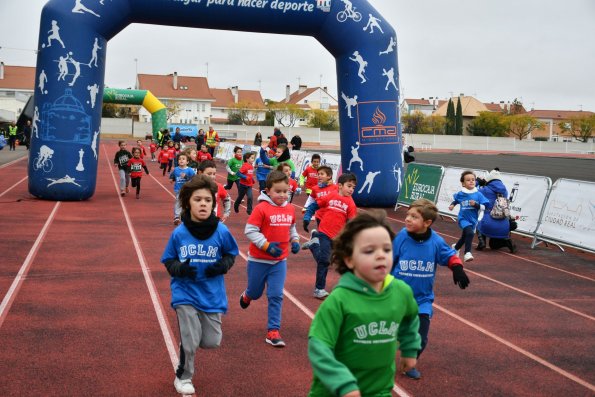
[112,138,486,396]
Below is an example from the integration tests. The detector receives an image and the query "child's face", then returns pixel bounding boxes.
[345,226,393,292]
[234,149,242,158]
[405,208,432,234]
[317,170,332,184]
[133,150,140,158]
[168,141,174,147]
[267,150,275,158]
[119,142,127,150]
[275,148,283,157]
[189,188,214,221]
[462,174,476,190]
[247,154,255,164]
[266,181,289,206]
[136,140,142,146]
[201,167,217,180]
[339,181,356,197]
[311,158,321,169]
[201,145,208,152]
[189,150,197,161]
[281,166,291,178]
[178,156,188,167]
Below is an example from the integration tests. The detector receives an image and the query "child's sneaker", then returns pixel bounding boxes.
[173,377,195,394]
[404,368,421,380]
[239,292,251,309]
[173,217,181,226]
[313,288,329,299]
[451,243,460,257]
[301,229,319,250]
[265,329,286,347]
[464,252,474,262]
[136,193,140,199]
[125,186,130,193]
[120,191,125,197]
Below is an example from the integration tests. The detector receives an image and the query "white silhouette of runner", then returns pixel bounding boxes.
[67,53,81,86]
[46,175,82,187]
[89,37,102,67]
[349,51,368,83]
[382,68,397,91]
[363,14,384,34]
[58,55,69,81]
[87,83,99,108]
[47,20,65,48]
[38,70,48,94]
[379,37,396,55]
[341,92,358,119]
[358,170,381,194]
[91,131,99,159]
[72,0,100,17]
[32,107,40,138]
[347,141,364,172]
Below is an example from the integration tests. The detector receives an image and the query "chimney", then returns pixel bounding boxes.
[173,72,178,90]
[298,84,307,94]
[0,62,4,80]
[231,86,239,103]
[323,86,328,92]
[506,101,511,113]
[285,85,290,102]
[459,93,464,97]
[499,100,505,110]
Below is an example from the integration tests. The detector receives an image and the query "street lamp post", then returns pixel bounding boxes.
[134,58,138,89]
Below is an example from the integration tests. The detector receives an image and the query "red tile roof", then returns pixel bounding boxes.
[137,73,214,100]
[404,98,432,105]
[210,88,264,108]
[527,109,595,120]
[0,65,35,90]
[281,87,336,104]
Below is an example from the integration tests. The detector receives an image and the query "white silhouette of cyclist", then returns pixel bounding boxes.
[37,145,54,169]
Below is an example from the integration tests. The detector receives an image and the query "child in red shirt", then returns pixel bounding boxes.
[302,166,336,223]
[300,153,321,195]
[158,143,171,176]
[239,170,301,347]
[136,139,147,159]
[149,139,158,162]
[166,141,176,172]
[197,144,213,162]
[303,173,358,299]
[277,163,300,203]
[198,160,231,222]
[234,151,256,215]
[127,147,149,199]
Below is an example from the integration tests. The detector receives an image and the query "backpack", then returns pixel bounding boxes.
[490,194,510,220]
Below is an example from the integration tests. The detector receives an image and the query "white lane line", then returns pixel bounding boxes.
[0,155,27,169]
[0,201,60,329]
[0,176,28,198]
[102,145,179,370]
[435,303,595,393]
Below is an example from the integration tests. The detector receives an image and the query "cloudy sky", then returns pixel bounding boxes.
[1,0,594,111]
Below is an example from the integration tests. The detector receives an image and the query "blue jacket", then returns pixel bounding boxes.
[478,180,510,239]
[452,189,489,229]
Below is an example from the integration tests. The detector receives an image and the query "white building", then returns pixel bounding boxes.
[0,62,34,123]
[277,85,338,127]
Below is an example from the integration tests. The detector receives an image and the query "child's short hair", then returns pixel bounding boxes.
[178,175,218,215]
[266,170,289,189]
[311,153,321,162]
[233,146,242,153]
[318,166,333,177]
[331,210,395,274]
[177,153,189,162]
[131,147,141,155]
[460,170,476,183]
[200,144,207,149]
[118,140,126,146]
[243,151,254,162]
[410,198,438,223]
[276,163,291,172]
[198,160,216,173]
[338,173,357,185]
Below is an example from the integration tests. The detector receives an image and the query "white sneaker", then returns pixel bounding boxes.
[464,252,474,262]
[174,377,195,395]
[451,243,460,257]
[313,288,329,299]
[301,237,320,250]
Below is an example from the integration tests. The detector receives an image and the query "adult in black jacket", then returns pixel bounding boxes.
[290,134,302,150]
[276,129,288,146]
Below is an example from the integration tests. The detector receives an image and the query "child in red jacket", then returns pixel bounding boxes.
[234,151,256,215]
[127,147,149,199]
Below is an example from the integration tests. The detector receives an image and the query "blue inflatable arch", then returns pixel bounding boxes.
[31,0,402,206]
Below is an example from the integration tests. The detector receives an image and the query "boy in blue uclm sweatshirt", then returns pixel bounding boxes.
[391,198,470,380]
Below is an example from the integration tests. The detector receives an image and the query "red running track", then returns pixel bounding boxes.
[0,139,593,396]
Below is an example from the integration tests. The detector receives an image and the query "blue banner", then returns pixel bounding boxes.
[169,124,198,137]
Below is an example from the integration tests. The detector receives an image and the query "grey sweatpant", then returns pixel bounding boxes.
[175,305,222,380]
[118,169,130,192]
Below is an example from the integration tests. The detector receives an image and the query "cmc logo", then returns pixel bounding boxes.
[357,101,398,145]
[316,0,331,12]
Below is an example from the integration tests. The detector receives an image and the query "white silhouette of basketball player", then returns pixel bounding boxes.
[87,83,99,108]
[47,20,65,48]
[349,51,368,83]
[379,37,396,55]
[67,53,81,86]
[347,141,364,172]
[363,14,384,34]
[89,37,102,67]
[382,68,397,91]
[72,0,100,17]
[58,55,69,81]
[91,131,99,159]
[38,70,48,94]
[358,170,381,194]
[341,92,358,119]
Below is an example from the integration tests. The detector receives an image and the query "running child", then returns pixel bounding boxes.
[126,147,149,199]
[308,210,421,396]
[166,140,176,172]
[173,141,182,167]
[255,149,275,191]
[234,151,256,215]
[170,153,196,225]
[149,139,157,162]
[158,143,170,176]
[303,173,357,299]
[239,170,301,347]
[224,146,243,192]
[136,139,147,159]
[198,160,231,222]
[392,198,470,380]
[161,175,239,395]
[448,170,489,262]
[277,163,300,203]
[197,143,213,162]
[259,143,296,178]
[185,147,199,173]
[113,140,132,196]
[301,165,336,219]
[300,153,321,195]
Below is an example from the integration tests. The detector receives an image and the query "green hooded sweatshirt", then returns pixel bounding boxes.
[308,273,421,397]
[226,156,243,181]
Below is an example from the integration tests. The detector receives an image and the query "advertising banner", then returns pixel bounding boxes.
[291,150,310,179]
[168,124,197,137]
[321,153,342,183]
[535,179,595,251]
[397,163,443,206]
[436,167,488,216]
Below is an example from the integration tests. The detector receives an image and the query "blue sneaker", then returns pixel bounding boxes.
[405,368,421,380]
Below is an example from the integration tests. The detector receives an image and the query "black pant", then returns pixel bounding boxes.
[224,178,239,191]
[417,314,431,358]
[8,136,16,150]
[131,177,142,194]
[454,226,475,254]
[235,184,253,214]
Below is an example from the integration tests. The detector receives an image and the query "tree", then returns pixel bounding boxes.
[227,101,264,125]
[455,98,463,135]
[165,100,181,122]
[505,114,543,140]
[308,109,339,130]
[425,115,447,135]
[401,111,426,135]
[558,114,595,143]
[509,98,525,115]
[269,103,307,127]
[445,98,456,135]
[466,111,508,136]
[101,103,136,118]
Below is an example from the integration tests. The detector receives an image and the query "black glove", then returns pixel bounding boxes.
[476,177,487,187]
[303,219,310,232]
[204,254,235,277]
[164,259,196,279]
[452,265,470,289]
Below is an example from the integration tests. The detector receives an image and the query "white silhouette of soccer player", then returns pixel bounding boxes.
[67,53,81,87]
[341,92,358,119]
[347,141,364,172]
[46,174,82,187]
[349,51,368,83]
[58,55,69,81]
[89,37,102,67]
[47,20,65,48]
[382,68,397,91]
[379,37,396,55]
[363,14,384,34]
[358,170,381,194]
[72,0,100,17]
[33,107,40,138]
[91,130,99,159]
[87,83,99,108]
[38,70,48,94]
